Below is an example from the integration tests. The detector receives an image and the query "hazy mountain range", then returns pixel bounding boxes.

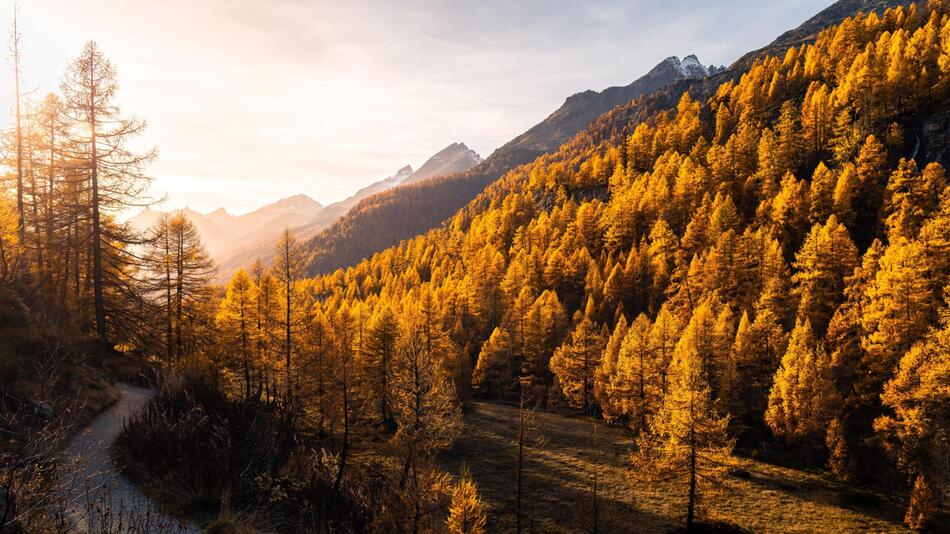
[132,52,723,279]
[129,142,483,276]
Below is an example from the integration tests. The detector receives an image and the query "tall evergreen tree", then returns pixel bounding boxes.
[634,312,733,532]
[61,41,156,348]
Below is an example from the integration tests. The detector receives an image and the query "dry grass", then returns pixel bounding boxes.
[439,402,909,533]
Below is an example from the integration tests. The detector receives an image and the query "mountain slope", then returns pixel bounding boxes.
[503,55,721,156]
[300,55,720,276]
[128,194,323,262]
[303,2,949,523]
[402,142,483,185]
[213,143,483,278]
[732,0,914,67]
[309,142,481,231]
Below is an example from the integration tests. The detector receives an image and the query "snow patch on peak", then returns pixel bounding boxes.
[663,54,717,79]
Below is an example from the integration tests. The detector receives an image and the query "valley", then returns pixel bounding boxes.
[2,1,949,533]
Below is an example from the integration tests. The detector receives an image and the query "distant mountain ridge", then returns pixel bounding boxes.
[298,54,722,276]
[307,142,482,231]
[504,55,722,155]
[128,194,324,260]
[403,142,483,185]
[129,142,482,276]
[210,142,482,277]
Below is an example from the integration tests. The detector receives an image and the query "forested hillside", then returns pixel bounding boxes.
[214,2,949,528]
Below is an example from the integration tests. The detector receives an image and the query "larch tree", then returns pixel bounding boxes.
[832,163,859,228]
[792,215,858,334]
[874,317,950,530]
[249,259,277,387]
[9,8,25,248]
[672,298,735,410]
[765,318,837,445]
[611,313,660,433]
[472,326,518,399]
[33,93,71,287]
[61,41,156,349]
[446,465,487,534]
[217,268,256,397]
[143,213,213,366]
[853,134,888,244]
[884,160,946,241]
[594,314,628,422]
[550,311,606,414]
[273,228,304,402]
[649,304,682,396]
[634,310,733,532]
[808,162,837,224]
[731,309,786,436]
[919,185,950,295]
[331,302,356,495]
[391,299,462,531]
[363,305,398,429]
[860,238,936,398]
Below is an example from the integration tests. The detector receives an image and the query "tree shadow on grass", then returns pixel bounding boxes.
[730,464,906,526]
[440,402,672,533]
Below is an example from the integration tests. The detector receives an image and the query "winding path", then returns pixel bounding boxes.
[63,383,199,533]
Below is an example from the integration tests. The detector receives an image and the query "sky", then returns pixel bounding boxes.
[1,0,832,214]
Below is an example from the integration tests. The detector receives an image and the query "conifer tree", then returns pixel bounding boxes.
[853,134,888,244]
[919,186,950,296]
[551,311,606,414]
[861,238,936,397]
[731,309,786,436]
[832,164,859,228]
[610,313,659,432]
[649,304,682,396]
[446,465,487,534]
[825,417,853,481]
[595,314,628,422]
[217,268,256,397]
[874,312,949,530]
[363,305,399,428]
[392,300,462,512]
[884,160,946,240]
[473,326,519,399]
[250,259,277,387]
[765,319,837,444]
[808,162,837,224]
[143,213,214,365]
[61,41,156,348]
[273,229,304,401]
[634,313,732,532]
[793,215,858,334]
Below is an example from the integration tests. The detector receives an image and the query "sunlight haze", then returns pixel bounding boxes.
[2,0,830,213]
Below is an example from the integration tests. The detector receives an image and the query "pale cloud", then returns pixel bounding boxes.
[1,0,830,213]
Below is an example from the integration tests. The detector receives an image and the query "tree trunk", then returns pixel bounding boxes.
[88,68,107,349]
[333,344,350,495]
[687,419,697,532]
[516,389,526,534]
[285,268,292,404]
[13,14,25,248]
[164,220,173,366]
[175,223,184,361]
